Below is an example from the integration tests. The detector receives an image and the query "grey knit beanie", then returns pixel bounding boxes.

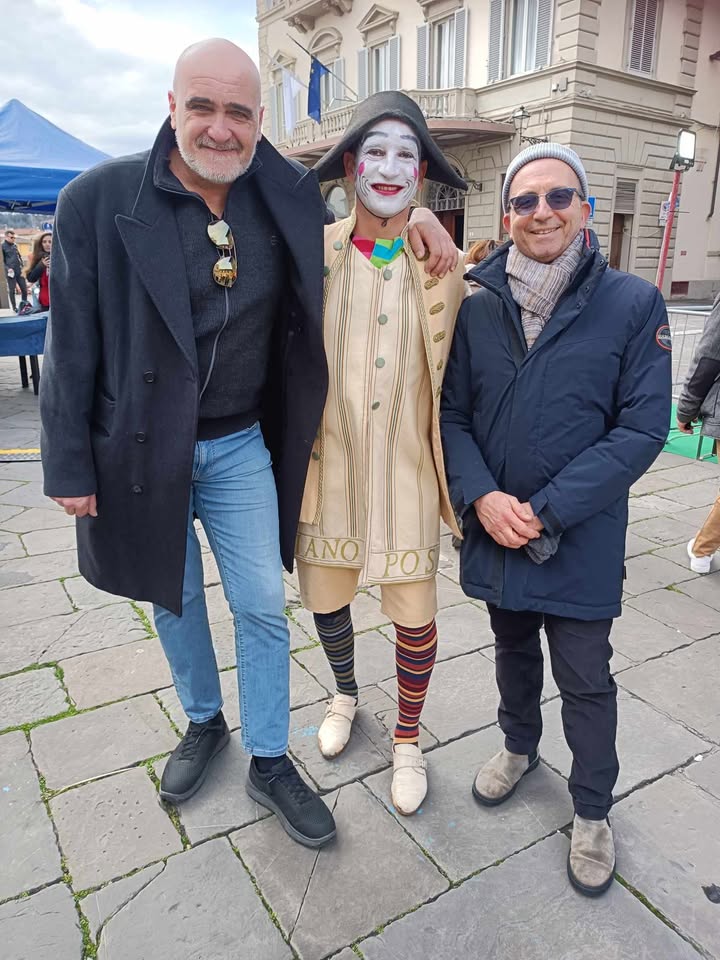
[502,143,589,212]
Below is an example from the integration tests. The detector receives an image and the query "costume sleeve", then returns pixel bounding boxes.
[40,188,100,497]
[676,293,720,424]
[529,288,671,536]
[441,299,500,515]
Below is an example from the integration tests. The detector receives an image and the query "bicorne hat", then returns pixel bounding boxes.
[314,90,467,191]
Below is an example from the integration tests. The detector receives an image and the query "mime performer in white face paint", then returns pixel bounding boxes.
[295,92,469,815]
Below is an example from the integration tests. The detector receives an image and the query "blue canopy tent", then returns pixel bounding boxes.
[0,99,109,213]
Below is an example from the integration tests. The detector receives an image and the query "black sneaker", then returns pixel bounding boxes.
[246,755,336,848]
[159,711,230,803]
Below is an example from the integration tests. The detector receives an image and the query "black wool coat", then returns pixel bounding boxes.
[40,124,328,615]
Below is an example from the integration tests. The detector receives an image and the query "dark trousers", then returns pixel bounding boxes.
[5,271,28,311]
[487,605,618,820]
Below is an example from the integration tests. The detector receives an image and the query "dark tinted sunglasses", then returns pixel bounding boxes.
[508,187,583,216]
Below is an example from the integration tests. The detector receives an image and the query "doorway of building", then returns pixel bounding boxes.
[609,213,632,271]
[426,180,467,249]
[437,210,466,248]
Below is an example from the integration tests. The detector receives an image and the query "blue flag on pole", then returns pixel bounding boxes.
[308,57,329,124]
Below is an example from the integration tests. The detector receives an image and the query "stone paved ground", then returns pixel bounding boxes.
[2,352,720,960]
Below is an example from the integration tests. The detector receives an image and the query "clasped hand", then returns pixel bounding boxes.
[473,491,543,549]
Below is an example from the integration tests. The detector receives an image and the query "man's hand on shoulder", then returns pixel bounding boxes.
[407,207,458,278]
[51,495,98,518]
[473,492,540,548]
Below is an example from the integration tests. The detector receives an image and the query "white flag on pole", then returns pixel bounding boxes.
[281,68,303,135]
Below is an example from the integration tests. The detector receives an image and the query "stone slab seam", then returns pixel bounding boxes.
[616,681,720,749]
[92,861,168,956]
[143,758,192,851]
[152,692,184,738]
[614,874,710,960]
[290,790,342,941]
[227,834,301,958]
[0,663,76,736]
[128,600,157,638]
[356,779,452,883]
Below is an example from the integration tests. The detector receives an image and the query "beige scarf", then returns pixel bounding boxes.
[507,231,584,350]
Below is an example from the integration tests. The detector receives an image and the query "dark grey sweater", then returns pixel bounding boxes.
[155,142,286,439]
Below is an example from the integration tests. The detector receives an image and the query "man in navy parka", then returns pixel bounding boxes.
[441,143,671,897]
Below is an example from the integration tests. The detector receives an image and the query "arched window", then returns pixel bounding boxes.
[425,181,466,213]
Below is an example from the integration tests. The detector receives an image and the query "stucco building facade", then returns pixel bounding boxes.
[257,0,720,298]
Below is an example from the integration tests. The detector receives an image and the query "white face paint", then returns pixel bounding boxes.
[354,119,421,220]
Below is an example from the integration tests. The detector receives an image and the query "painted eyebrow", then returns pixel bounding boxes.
[362,132,420,149]
[185,97,254,118]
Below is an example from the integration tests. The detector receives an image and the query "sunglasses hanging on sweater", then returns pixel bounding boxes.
[207,219,237,288]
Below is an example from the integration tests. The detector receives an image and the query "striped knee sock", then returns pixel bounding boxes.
[313,605,358,698]
[394,619,438,743]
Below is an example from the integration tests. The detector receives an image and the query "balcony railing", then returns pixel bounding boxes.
[278,88,481,150]
[283,0,352,32]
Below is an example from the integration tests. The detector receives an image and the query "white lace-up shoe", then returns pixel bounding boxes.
[391,743,427,815]
[687,538,713,574]
[317,693,357,758]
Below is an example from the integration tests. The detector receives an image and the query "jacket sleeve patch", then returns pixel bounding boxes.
[655,324,672,352]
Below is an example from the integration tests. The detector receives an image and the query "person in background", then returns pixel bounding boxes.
[676,291,720,573]
[26,232,52,311]
[2,228,30,314]
[466,238,498,267]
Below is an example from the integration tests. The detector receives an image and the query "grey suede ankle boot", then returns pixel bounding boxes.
[567,814,616,896]
[472,747,539,806]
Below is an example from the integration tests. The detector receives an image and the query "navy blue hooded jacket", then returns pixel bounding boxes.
[440,231,671,620]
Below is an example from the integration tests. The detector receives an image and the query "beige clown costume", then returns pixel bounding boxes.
[296,90,470,817]
[296,213,465,625]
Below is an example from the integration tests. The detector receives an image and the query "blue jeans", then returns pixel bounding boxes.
[154,423,290,756]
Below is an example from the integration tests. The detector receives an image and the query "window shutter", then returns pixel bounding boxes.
[615,179,637,214]
[270,87,279,142]
[629,0,658,73]
[488,0,505,83]
[534,0,553,70]
[416,23,429,89]
[332,58,345,105]
[389,35,401,91]
[453,8,468,87]
[358,48,369,99]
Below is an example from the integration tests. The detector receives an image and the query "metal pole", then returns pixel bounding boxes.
[655,167,682,292]
[288,35,359,101]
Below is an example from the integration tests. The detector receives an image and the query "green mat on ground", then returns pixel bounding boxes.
[664,403,717,462]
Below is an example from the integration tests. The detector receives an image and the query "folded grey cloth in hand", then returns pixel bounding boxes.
[524,531,561,565]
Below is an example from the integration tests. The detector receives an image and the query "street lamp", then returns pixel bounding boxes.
[510,105,548,148]
[511,106,530,138]
[655,129,696,291]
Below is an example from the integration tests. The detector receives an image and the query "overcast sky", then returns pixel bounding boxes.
[0,0,259,157]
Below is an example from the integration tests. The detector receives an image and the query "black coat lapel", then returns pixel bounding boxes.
[116,209,196,375]
[114,125,195,374]
[255,140,325,325]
